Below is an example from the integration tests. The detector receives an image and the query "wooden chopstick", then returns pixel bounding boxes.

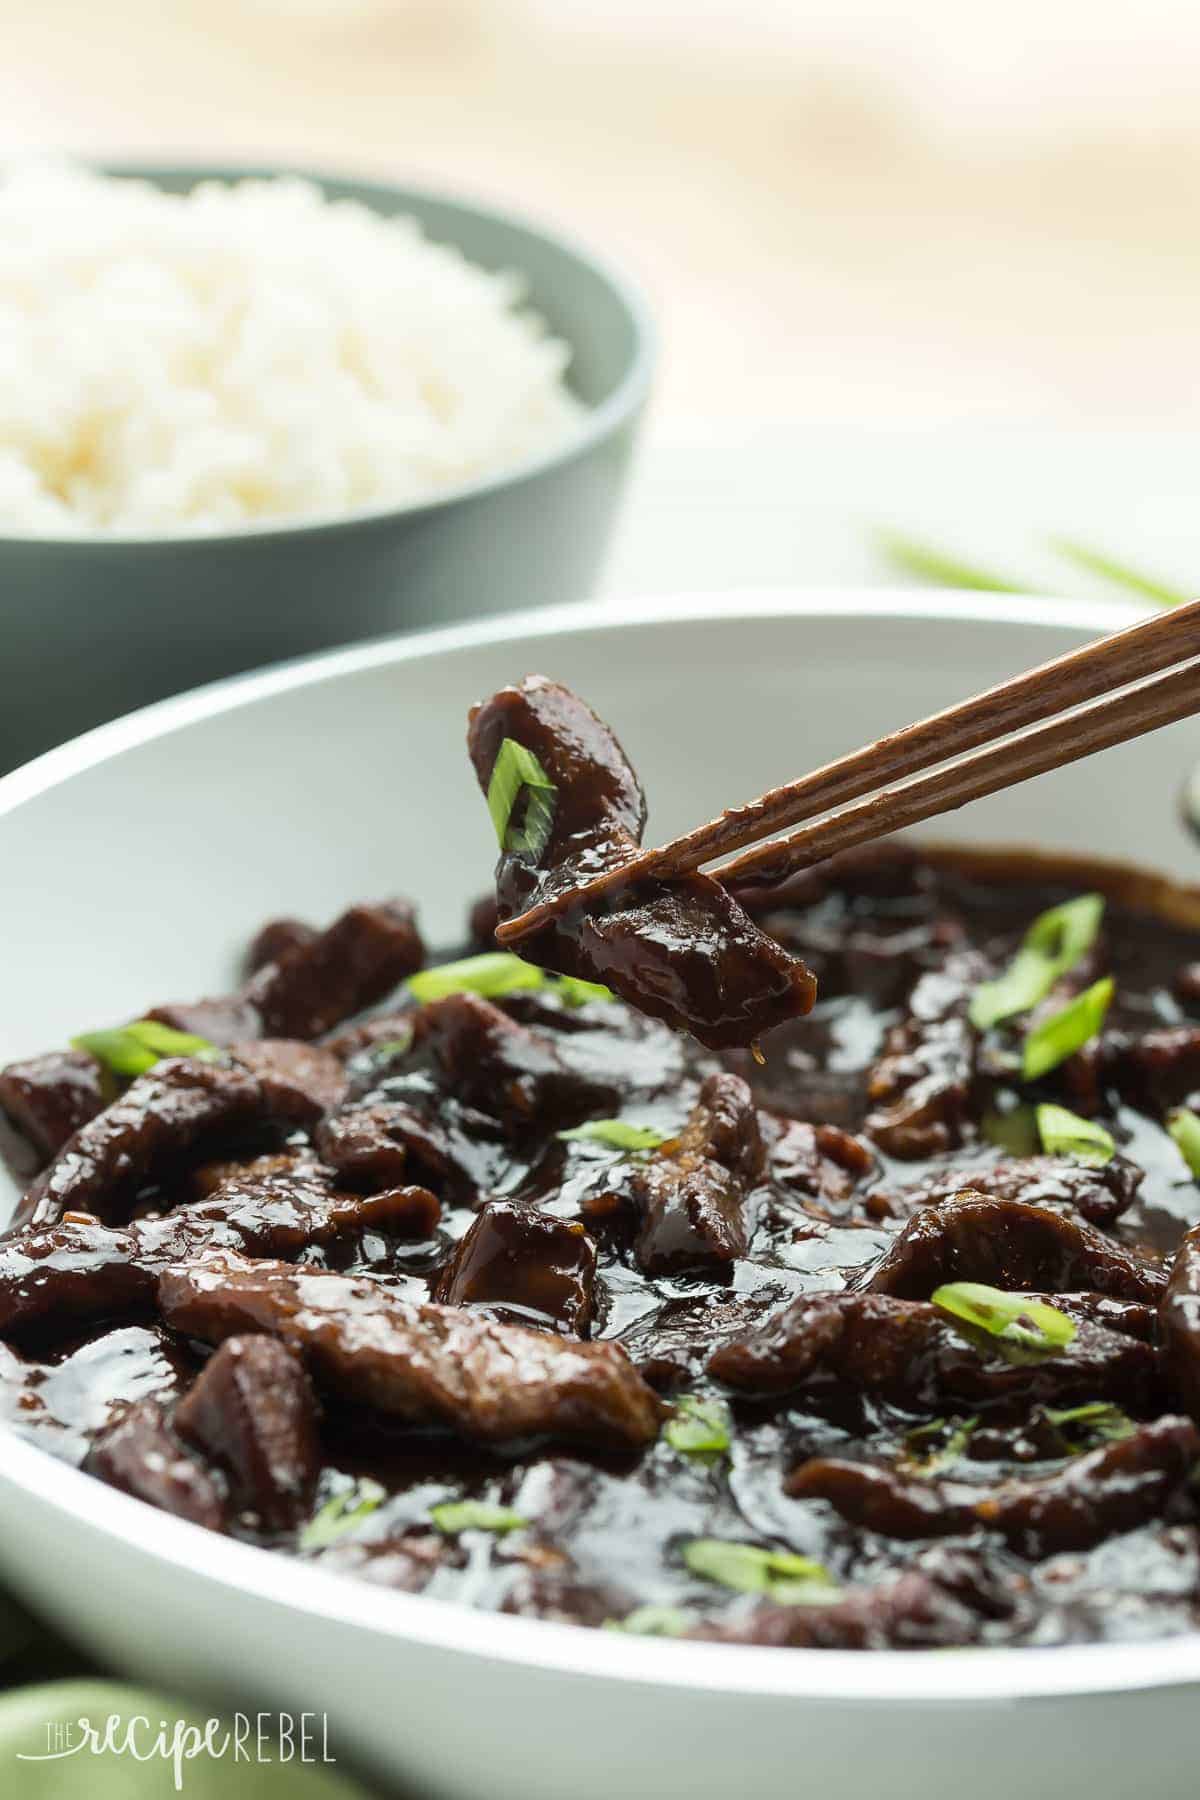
[719,656,1200,888]
[494,599,1200,943]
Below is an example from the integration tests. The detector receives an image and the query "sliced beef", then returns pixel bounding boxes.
[878,1152,1144,1231]
[708,1290,1158,1413]
[861,1194,1165,1303]
[785,1459,974,1539]
[230,1040,347,1118]
[174,1335,320,1530]
[317,1096,506,1203]
[615,1286,794,1392]
[410,992,617,1131]
[690,1570,977,1650]
[150,900,424,1046]
[9,1056,330,1233]
[974,1417,1200,1557]
[864,953,986,1158]
[433,1200,598,1335]
[245,901,424,1040]
[85,1397,226,1530]
[624,1072,763,1276]
[0,1176,438,1337]
[1107,1026,1200,1114]
[243,918,317,978]
[1160,1222,1200,1424]
[466,676,816,1050]
[158,1252,664,1450]
[0,1050,109,1166]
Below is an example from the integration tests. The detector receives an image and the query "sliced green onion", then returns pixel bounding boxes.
[1041,1400,1135,1452]
[969,894,1104,1030]
[682,1539,839,1604]
[1048,539,1189,609]
[73,1018,221,1079]
[1169,1107,1200,1178]
[554,974,615,1007]
[981,1103,1040,1157]
[932,1282,1077,1354]
[299,1478,386,1551]
[1036,1102,1115,1166]
[429,1501,528,1536]
[557,1119,668,1152]
[664,1397,732,1457]
[900,1415,978,1478]
[603,1606,689,1637]
[487,738,557,858]
[1021,977,1114,1082]
[873,530,1027,594]
[407,953,613,1009]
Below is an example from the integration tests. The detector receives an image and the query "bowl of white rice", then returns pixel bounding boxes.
[0,162,652,769]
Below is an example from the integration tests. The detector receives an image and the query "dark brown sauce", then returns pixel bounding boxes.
[1,843,1198,1650]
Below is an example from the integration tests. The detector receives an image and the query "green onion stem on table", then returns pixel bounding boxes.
[874,530,1191,607]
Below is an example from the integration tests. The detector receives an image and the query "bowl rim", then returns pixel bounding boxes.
[0,158,655,553]
[1,586,1198,1709]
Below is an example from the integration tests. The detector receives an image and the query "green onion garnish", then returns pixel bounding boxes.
[603,1606,689,1637]
[429,1501,528,1536]
[682,1539,839,1604]
[1048,539,1189,609]
[1036,1102,1115,1166]
[1021,976,1114,1082]
[900,1415,978,1478]
[932,1282,1076,1354]
[557,1119,668,1152]
[1041,1400,1135,1452]
[872,530,1027,594]
[407,952,613,1009]
[299,1478,386,1552]
[969,894,1104,1030]
[487,738,557,858]
[981,1103,1040,1157]
[73,1019,221,1079]
[663,1396,732,1456]
[1169,1107,1200,1178]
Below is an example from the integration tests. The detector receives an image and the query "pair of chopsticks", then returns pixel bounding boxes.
[495,598,1200,943]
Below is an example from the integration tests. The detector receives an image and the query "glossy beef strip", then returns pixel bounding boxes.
[625,1072,763,1275]
[708,1290,1158,1412]
[466,677,817,1049]
[863,952,987,1158]
[9,1056,332,1234]
[1160,1223,1200,1423]
[228,1040,348,1118]
[85,1398,227,1530]
[149,901,424,1046]
[876,1153,1144,1230]
[691,1571,979,1650]
[433,1200,598,1335]
[0,1050,109,1165]
[158,1252,664,1449]
[0,1178,438,1338]
[861,1194,1165,1303]
[243,918,318,978]
[407,992,618,1131]
[786,1459,975,1539]
[317,1096,506,1204]
[174,1335,320,1530]
[974,1418,1200,1558]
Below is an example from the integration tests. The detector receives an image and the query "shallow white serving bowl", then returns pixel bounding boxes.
[0,592,1197,1800]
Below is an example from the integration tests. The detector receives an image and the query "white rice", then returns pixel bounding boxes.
[0,165,586,536]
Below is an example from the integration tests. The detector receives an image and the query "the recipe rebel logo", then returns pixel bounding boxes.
[15,1709,337,1790]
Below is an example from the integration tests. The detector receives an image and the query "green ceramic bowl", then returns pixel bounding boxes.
[0,163,654,770]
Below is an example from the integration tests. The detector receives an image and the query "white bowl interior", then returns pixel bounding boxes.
[0,591,1198,1799]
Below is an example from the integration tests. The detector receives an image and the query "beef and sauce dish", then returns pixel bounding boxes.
[1,674,1199,1654]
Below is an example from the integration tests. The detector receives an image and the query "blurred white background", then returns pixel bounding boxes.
[1,0,1195,587]
[3,0,1198,430]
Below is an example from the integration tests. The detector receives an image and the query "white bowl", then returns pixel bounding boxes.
[0,592,1197,1800]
